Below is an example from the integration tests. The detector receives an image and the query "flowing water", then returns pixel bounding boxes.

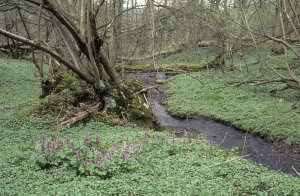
[126,71,300,176]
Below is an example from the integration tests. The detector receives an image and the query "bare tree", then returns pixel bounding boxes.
[0,0,128,105]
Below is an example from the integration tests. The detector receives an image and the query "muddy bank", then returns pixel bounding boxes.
[126,71,300,176]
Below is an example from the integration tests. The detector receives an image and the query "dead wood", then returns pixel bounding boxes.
[228,78,300,90]
[56,103,101,127]
[197,40,217,47]
[134,85,160,95]
[207,54,225,69]
[117,48,183,63]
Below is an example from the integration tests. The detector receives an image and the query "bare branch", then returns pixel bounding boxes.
[0,28,94,85]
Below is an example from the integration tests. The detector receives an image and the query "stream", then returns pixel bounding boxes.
[126,71,300,176]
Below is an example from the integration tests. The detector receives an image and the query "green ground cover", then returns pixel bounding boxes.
[166,45,300,145]
[0,58,299,195]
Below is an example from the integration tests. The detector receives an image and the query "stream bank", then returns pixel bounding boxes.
[126,71,300,176]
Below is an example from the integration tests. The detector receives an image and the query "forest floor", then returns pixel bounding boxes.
[0,57,299,195]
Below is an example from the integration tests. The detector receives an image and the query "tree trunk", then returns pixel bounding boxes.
[112,0,123,63]
[273,0,284,54]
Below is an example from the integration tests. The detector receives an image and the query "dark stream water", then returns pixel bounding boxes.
[126,71,300,176]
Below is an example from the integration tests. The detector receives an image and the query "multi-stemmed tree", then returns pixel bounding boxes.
[0,0,128,104]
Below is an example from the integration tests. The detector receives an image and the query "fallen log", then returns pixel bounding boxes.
[228,78,300,91]
[56,103,101,127]
[117,48,183,63]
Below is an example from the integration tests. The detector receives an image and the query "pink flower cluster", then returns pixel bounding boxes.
[36,133,145,172]
[39,136,69,158]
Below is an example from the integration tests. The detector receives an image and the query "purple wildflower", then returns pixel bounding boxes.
[52,136,59,143]
[76,150,81,164]
[121,150,128,160]
[70,143,75,153]
[94,134,100,144]
[95,159,102,168]
[83,134,90,146]
[58,140,64,148]
[82,159,89,168]
[47,142,55,157]
[61,139,68,148]
[94,157,102,168]
[129,144,135,154]
[40,136,46,152]
[91,147,96,153]
[106,146,117,160]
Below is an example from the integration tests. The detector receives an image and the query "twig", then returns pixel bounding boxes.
[143,93,149,106]
[292,166,300,177]
[242,131,248,156]
[218,132,228,147]
[134,85,160,95]
[209,155,250,168]
[54,106,63,121]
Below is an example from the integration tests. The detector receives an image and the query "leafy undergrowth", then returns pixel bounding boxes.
[166,46,300,146]
[0,57,300,195]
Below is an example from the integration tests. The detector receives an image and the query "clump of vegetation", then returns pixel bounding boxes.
[28,134,142,179]
[35,71,159,128]
[37,71,94,117]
